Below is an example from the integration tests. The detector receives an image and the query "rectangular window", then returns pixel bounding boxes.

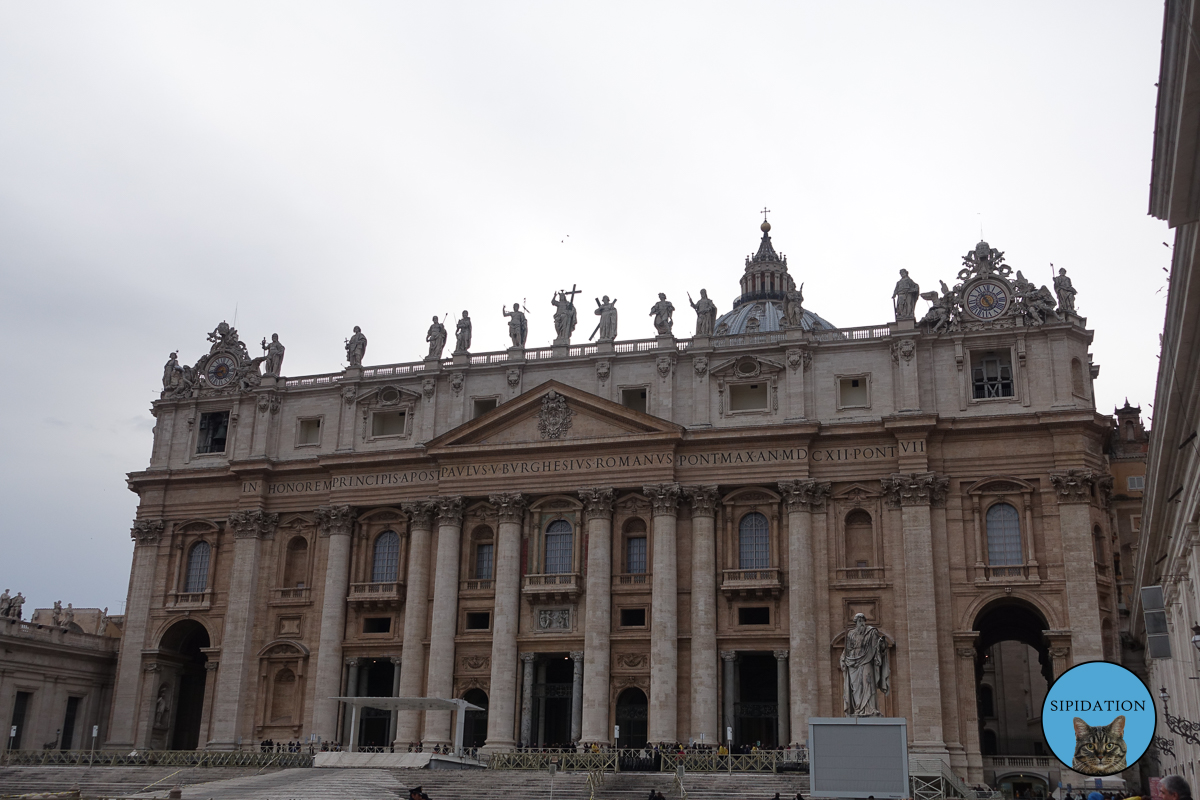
[620,608,646,627]
[61,696,81,751]
[10,691,31,749]
[196,411,230,454]
[465,612,491,630]
[729,383,769,411]
[626,536,647,574]
[363,617,392,634]
[298,418,321,446]
[1131,515,1142,533]
[837,376,870,409]
[472,398,498,419]
[971,351,1015,399]
[738,606,770,626]
[621,387,648,414]
[371,410,406,437]
[544,531,573,574]
[475,543,494,580]
[1127,475,1145,491]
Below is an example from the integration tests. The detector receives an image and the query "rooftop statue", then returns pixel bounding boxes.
[261,334,285,377]
[591,296,618,342]
[650,292,675,335]
[840,613,890,716]
[551,287,580,346]
[162,352,180,390]
[689,289,717,336]
[206,321,250,360]
[892,269,920,321]
[1025,285,1058,325]
[345,326,368,367]
[503,302,528,348]
[783,283,805,328]
[5,592,24,621]
[426,316,448,360]
[1053,267,1077,316]
[959,240,1010,280]
[0,589,9,618]
[454,311,472,355]
[920,283,954,335]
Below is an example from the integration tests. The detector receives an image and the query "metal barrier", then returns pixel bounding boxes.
[487,750,618,771]
[0,749,312,768]
[909,758,970,800]
[486,749,807,773]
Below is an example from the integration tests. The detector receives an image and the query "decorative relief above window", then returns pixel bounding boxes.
[537,608,571,631]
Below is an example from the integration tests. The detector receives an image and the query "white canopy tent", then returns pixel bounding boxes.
[330,697,484,754]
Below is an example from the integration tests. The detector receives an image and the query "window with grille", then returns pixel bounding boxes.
[971,352,1014,399]
[985,503,1022,565]
[475,543,494,580]
[626,536,647,574]
[185,542,210,593]
[196,411,229,454]
[738,512,769,569]
[372,531,400,583]
[544,520,573,574]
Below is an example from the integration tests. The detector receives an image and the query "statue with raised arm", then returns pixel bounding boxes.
[920,290,951,334]
[840,613,890,716]
[1053,267,1077,316]
[453,311,472,355]
[593,296,618,342]
[783,283,805,328]
[504,303,528,348]
[650,293,675,335]
[9,593,24,621]
[162,352,180,389]
[345,326,367,367]
[260,334,285,376]
[892,269,920,321]
[689,289,717,336]
[426,316,448,359]
[552,290,579,345]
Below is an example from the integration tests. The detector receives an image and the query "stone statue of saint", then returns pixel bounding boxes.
[552,290,579,345]
[426,316,448,360]
[63,603,74,629]
[650,293,675,335]
[1026,286,1058,325]
[52,600,64,627]
[689,289,717,336]
[783,284,805,328]
[260,334,285,376]
[8,593,24,621]
[0,589,10,618]
[1053,267,1076,315]
[97,607,109,635]
[163,353,180,389]
[840,613,890,716]
[345,326,367,367]
[453,311,472,355]
[504,303,528,348]
[892,269,920,321]
[593,296,618,342]
[155,685,171,728]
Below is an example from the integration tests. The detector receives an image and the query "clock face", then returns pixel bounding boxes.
[206,355,238,387]
[965,280,1010,320]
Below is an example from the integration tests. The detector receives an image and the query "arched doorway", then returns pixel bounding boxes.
[973,600,1052,760]
[615,687,648,749]
[462,688,488,748]
[158,619,210,750]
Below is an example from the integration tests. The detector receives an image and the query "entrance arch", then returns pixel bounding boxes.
[158,619,210,750]
[972,600,1052,761]
[462,688,488,748]
[615,687,648,749]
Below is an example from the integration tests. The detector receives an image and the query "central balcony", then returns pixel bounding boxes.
[720,568,782,598]
[522,572,581,602]
[348,581,404,607]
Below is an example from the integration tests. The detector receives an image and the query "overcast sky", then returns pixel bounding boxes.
[0,3,1171,616]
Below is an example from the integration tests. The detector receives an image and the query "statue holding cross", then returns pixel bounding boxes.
[551,285,580,346]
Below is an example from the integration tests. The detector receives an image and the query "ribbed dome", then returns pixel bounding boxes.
[713,300,837,336]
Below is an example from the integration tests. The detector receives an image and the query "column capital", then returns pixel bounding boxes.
[402,501,437,530]
[488,493,527,525]
[316,505,355,538]
[130,519,164,545]
[432,495,465,526]
[682,485,720,517]
[143,662,162,673]
[1049,469,1099,504]
[773,649,789,661]
[720,650,738,662]
[345,657,361,667]
[578,487,615,520]
[777,480,831,512]
[642,483,681,517]
[881,472,949,507]
[204,661,219,671]
[390,656,403,666]
[228,509,280,540]
[570,651,584,661]
[520,652,536,664]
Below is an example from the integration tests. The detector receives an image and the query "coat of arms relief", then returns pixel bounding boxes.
[537,391,575,439]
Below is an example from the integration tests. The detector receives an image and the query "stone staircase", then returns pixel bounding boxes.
[0,766,810,799]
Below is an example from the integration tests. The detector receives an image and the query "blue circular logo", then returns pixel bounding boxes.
[1041,661,1155,777]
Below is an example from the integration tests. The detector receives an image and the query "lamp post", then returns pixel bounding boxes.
[1159,686,1200,747]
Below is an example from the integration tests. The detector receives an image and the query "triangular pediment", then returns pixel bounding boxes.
[426,380,683,452]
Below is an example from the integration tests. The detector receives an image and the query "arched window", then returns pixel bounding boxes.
[738,512,769,569]
[985,503,1022,565]
[283,536,309,588]
[544,520,573,574]
[270,667,297,724]
[473,525,494,580]
[372,531,400,583]
[184,542,210,593]
[844,510,873,568]
[625,518,647,574]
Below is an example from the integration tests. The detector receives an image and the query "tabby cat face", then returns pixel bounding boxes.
[1071,715,1127,776]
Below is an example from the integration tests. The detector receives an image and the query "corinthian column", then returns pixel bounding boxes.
[483,493,526,751]
[683,485,719,745]
[425,496,466,745]
[395,501,435,744]
[1049,469,1105,662]
[643,483,681,745]
[778,479,829,744]
[578,487,614,745]
[881,472,949,756]
[209,509,279,749]
[570,650,584,744]
[311,505,355,743]
[105,519,163,748]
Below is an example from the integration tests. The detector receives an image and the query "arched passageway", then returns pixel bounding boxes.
[973,601,1052,759]
[158,619,210,750]
[615,687,648,749]
[462,688,488,748]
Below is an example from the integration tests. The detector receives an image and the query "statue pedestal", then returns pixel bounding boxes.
[691,335,710,350]
[656,334,676,350]
[506,347,526,362]
[784,327,805,342]
[259,376,279,389]
[595,341,615,354]
[552,345,569,359]
[423,357,442,372]
[343,367,362,381]
[452,353,469,366]
[889,319,916,332]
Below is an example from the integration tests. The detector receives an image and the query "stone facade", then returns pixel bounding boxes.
[111,222,1116,783]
